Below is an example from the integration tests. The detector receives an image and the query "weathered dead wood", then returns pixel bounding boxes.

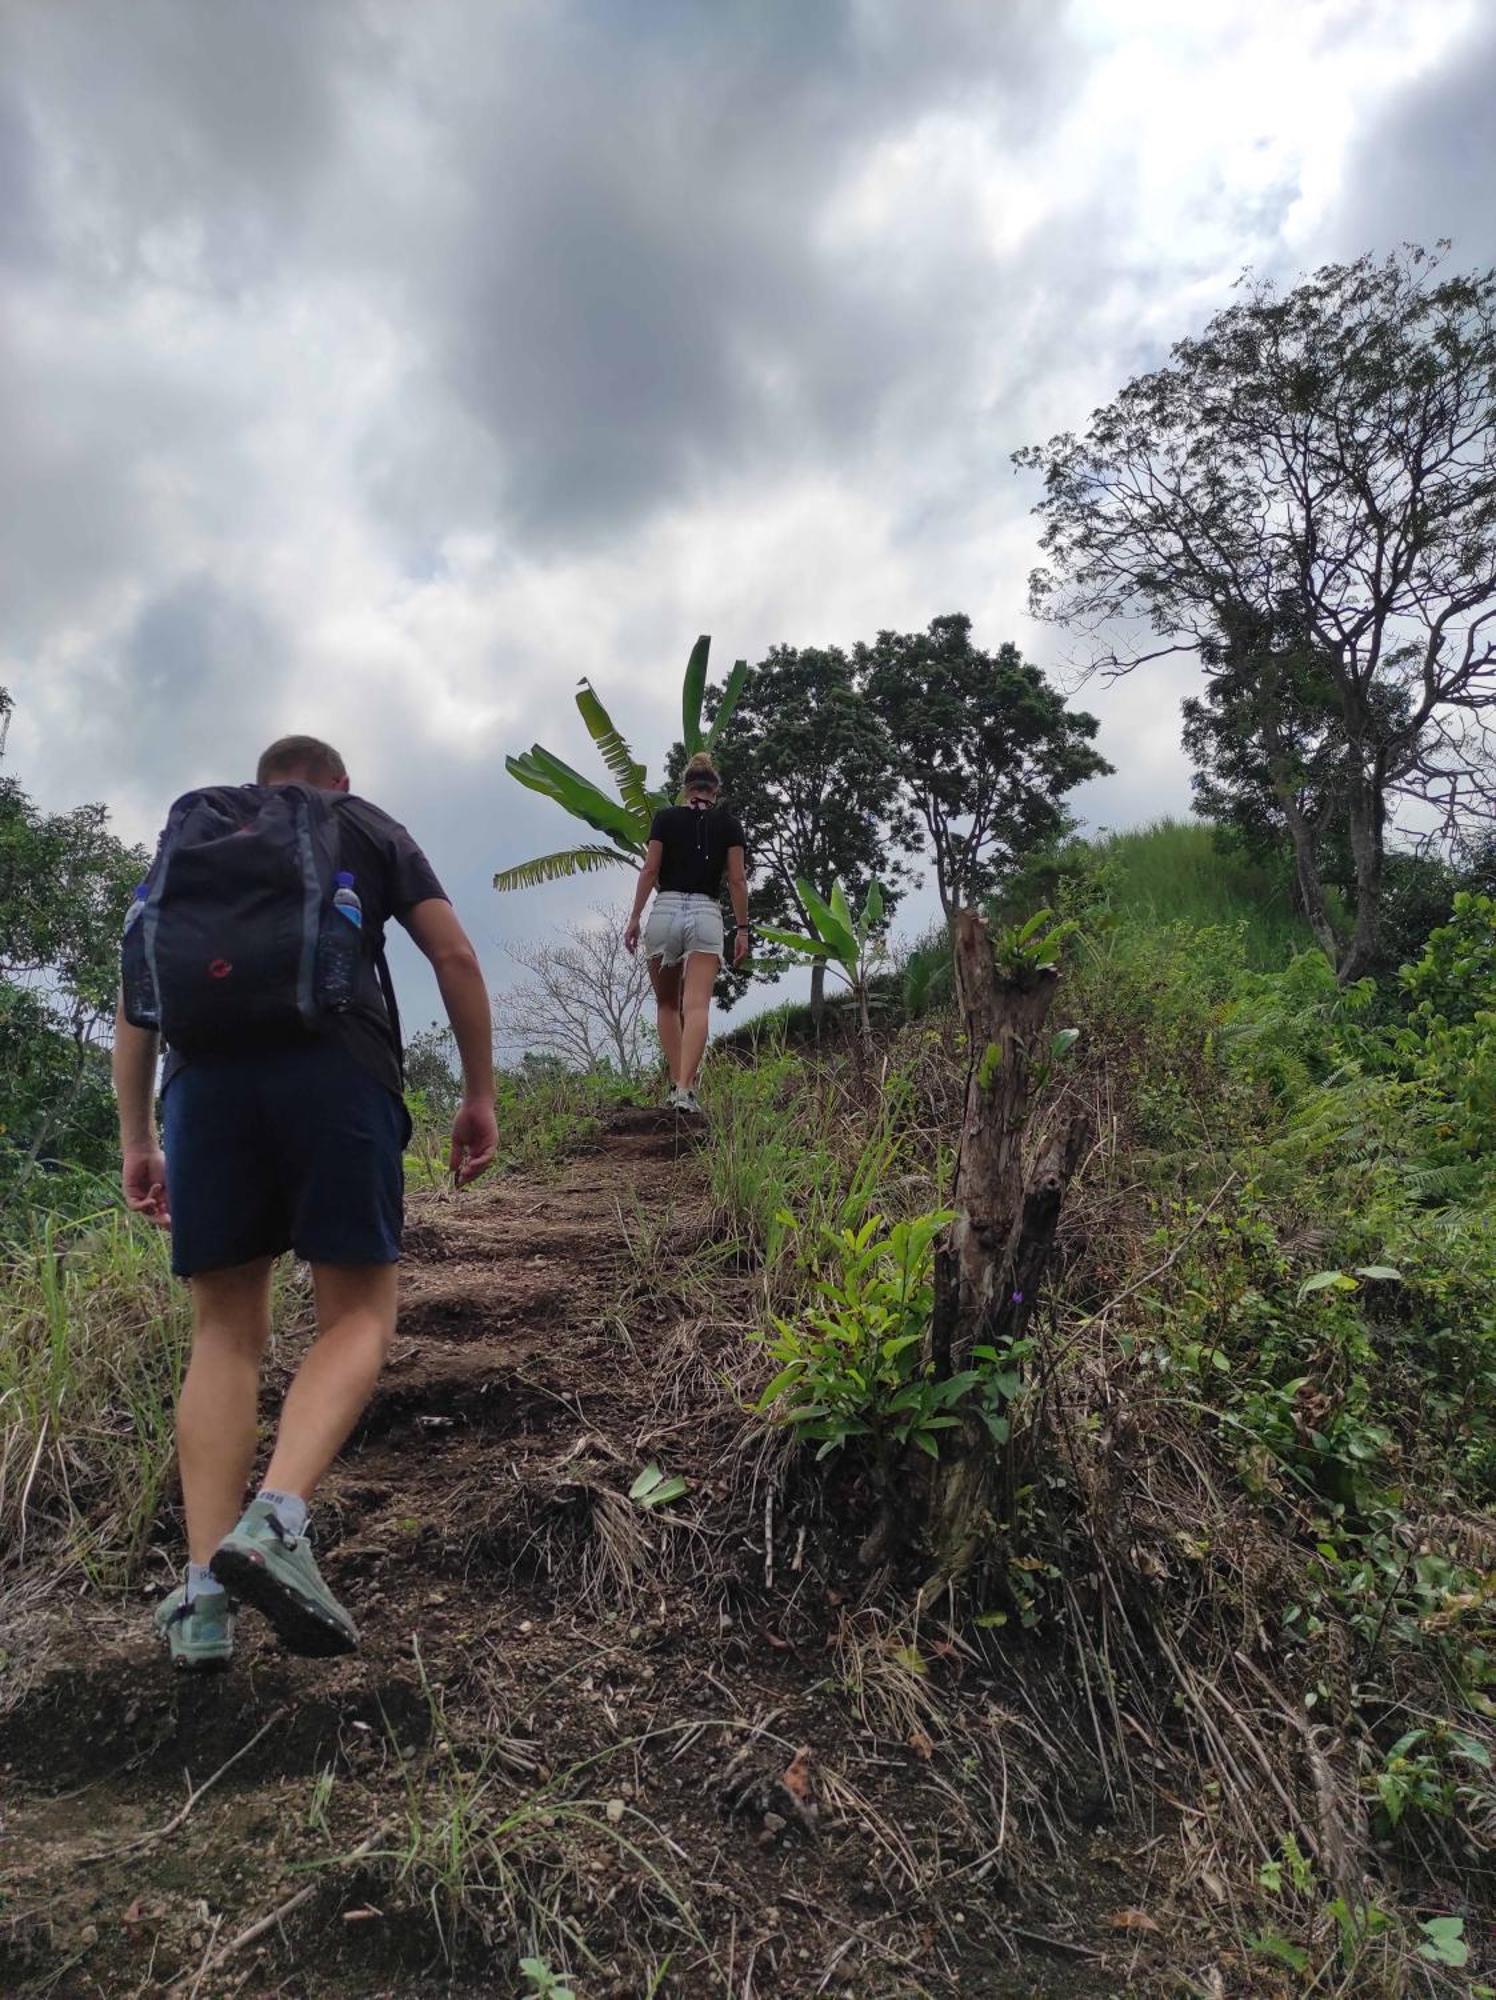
[923,909,1088,1581]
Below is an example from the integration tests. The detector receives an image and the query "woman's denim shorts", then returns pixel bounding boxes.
[644,890,725,966]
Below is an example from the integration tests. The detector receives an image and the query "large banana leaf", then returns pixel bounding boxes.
[575,680,651,817]
[494,845,636,892]
[682,634,712,755]
[706,656,750,750]
[505,750,645,848]
[829,879,856,942]
[755,925,834,959]
[794,877,857,968]
[858,878,885,946]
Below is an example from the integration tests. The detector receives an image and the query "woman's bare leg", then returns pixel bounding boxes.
[648,956,684,1084]
[679,953,719,1089]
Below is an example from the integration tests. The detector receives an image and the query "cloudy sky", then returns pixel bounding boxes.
[4,0,1494,1023]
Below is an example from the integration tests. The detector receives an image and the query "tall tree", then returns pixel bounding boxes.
[674,644,918,1020]
[858,615,1110,920]
[1017,246,1496,983]
[0,687,149,1198]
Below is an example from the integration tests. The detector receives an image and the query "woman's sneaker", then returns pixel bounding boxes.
[676,1087,702,1115]
[154,1582,234,1673]
[210,1498,359,1658]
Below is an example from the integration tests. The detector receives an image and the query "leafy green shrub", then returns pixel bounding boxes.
[755,1210,966,1463]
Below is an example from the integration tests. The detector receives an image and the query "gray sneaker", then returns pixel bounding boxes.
[154,1582,234,1672]
[676,1088,702,1116]
[209,1499,359,1658]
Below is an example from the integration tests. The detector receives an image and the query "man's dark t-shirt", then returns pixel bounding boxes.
[161,792,446,1100]
[649,803,746,898]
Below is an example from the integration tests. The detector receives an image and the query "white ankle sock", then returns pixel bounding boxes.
[185,1560,221,1602]
[257,1487,309,1536]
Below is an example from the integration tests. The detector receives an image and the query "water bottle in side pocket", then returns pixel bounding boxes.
[120,884,161,1029]
[316,872,363,1010]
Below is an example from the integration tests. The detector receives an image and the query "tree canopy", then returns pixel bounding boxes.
[1017,246,1496,981]
[858,615,1110,920]
[0,688,149,1198]
[684,644,916,1014]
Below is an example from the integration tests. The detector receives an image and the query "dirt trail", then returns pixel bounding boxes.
[1,1110,1141,1998]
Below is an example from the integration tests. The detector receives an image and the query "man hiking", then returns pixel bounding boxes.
[623,750,748,1112]
[113,734,497,1671]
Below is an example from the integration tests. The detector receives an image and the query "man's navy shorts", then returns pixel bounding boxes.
[162,1042,412,1278]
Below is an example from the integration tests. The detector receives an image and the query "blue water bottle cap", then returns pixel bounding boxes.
[335,871,355,887]
[134,882,149,898]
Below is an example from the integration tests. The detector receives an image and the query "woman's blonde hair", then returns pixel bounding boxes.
[681,751,721,798]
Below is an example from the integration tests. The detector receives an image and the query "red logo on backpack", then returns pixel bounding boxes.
[208,959,233,980]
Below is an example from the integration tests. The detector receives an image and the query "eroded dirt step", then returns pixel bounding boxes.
[0,1631,437,1794]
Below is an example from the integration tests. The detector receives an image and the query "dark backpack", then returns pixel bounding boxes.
[122,783,389,1057]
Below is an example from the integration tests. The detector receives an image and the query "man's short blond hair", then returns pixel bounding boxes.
[256,735,348,787]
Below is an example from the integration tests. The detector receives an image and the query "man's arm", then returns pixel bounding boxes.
[112,1006,170,1225]
[402,898,498,1185]
[623,841,663,954]
[727,846,750,967]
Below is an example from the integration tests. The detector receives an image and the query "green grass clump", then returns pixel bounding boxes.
[0,1205,189,1585]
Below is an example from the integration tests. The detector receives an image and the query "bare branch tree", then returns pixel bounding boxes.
[493,908,654,1078]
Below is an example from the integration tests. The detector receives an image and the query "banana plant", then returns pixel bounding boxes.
[495,636,749,892]
[757,877,886,1036]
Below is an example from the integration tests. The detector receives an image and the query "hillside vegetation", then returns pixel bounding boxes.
[3,824,1493,1995]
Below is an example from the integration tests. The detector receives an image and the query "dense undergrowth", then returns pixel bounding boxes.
[2,825,1492,1992]
[698,861,1496,1994]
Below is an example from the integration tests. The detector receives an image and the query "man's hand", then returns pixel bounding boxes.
[123,1143,171,1227]
[733,927,750,969]
[449,1096,498,1187]
[623,919,641,956]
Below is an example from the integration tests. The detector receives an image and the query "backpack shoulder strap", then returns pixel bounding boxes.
[375,949,405,1083]
[328,794,405,1082]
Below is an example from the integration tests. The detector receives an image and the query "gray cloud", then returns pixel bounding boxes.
[3,0,1490,1029]
[1329,8,1496,264]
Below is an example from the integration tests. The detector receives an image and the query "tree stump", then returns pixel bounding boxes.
[924,909,1088,1584]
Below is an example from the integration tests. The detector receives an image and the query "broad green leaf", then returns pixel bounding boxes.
[1250,1932,1309,1974]
[1353,1265,1402,1282]
[1298,1269,1356,1300]
[682,634,711,754]
[794,878,857,967]
[629,1463,688,1509]
[830,879,855,943]
[494,846,635,892]
[755,925,834,959]
[523,747,646,846]
[706,656,750,749]
[1051,1027,1080,1059]
[574,680,650,815]
[1417,1917,1467,1967]
[863,878,884,928]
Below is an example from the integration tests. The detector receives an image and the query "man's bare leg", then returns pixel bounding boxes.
[679,952,719,1089]
[648,957,684,1085]
[178,1257,275,1564]
[260,1263,399,1500]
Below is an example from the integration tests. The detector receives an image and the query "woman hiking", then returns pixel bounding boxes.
[624,751,749,1112]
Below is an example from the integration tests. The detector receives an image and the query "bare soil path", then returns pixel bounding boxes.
[1,1110,1149,1998]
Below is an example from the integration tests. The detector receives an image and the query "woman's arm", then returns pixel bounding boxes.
[726,846,750,966]
[624,841,663,953]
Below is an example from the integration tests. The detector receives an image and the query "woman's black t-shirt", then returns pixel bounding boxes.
[649,803,746,897]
